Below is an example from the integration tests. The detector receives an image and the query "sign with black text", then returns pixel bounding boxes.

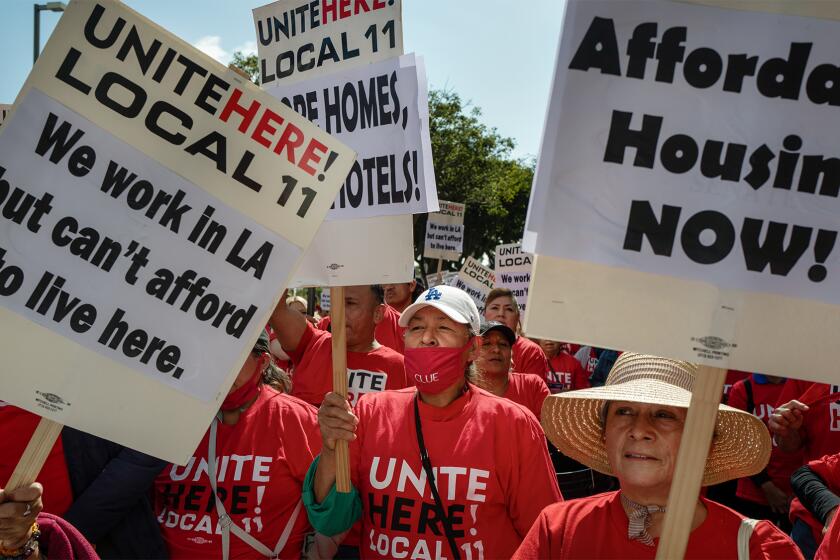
[495,243,533,312]
[455,256,494,313]
[424,200,465,261]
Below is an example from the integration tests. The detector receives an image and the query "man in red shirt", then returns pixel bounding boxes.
[270,285,408,408]
[382,281,417,313]
[538,339,590,393]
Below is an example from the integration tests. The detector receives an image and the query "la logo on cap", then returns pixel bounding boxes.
[425,288,443,301]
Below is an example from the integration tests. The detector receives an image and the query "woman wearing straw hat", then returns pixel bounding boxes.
[513,353,802,559]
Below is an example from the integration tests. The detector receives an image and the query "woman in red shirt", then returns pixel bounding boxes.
[307,285,562,559]
[483,288,546,375]
[514,353,802,559]
[474,320,550,419]
[153,330,321,559]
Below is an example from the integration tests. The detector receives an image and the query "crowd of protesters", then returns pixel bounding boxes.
[1,279,839,559]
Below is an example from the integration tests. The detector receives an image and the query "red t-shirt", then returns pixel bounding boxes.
[349,386,562,559]
[544,352,590,393]
[287,322,408,407]
[790,453,840,548]
[315,306,406,355]
[816,500,840,560]
[0,403,73,516]
[722,370,751,402]
[154,388,320,559]
[512,337,547,376]
[504,373,550,420]
[512,491,802,559]
[727,377,800,503]
[774,380,840,461]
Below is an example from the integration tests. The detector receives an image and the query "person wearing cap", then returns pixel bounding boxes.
[513,353,802,559]
[483,288,546,376]
[153,329,321,559]
[306,285,562,559]
[475,320,550,420]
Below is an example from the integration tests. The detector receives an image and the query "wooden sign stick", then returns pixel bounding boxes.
[5,417,63,491]
[655,365,726,559]
[330,286,352,493]
[436,258,444,284]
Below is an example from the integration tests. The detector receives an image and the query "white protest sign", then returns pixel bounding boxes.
[495,243,533,312]
[0,105,11,127]
[426,270,458,288]
[0,0,353,463]
[320,289,330,311]
[253,0,402,87]
[523,0,840,383]
[424,200,465,261]
[265,53,437,219]
[455,256,495,313]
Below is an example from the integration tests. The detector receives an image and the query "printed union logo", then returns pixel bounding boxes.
[187,536,212,545]
[326,263,344,271]
[425,287,443,301]
[694,336,734,350]
[36,391,65,405]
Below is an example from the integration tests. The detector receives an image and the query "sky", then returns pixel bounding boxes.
[0,0,565,161]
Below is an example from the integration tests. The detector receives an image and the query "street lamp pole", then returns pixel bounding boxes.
[33,2,67,64]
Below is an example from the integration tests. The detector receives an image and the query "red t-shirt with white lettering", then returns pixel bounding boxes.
[544,352,590,393]
[727,378,799,503]
[288,322,408,407]
[314,306,406,355]
[0,403,73,516]
[504,373,550,420]
[512,337,547,376]
[349,386,562,559]
[512,491,802,559]
[154,388,320,559]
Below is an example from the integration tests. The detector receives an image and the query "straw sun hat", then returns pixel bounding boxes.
[541,353,772,486]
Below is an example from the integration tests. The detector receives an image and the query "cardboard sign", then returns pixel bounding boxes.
[455,256,495,313]
[426,270,458,288]
[424,200,465,261]
[0,0,353,463]
[0,105,10,127]
[265,53,437,219]
[495,243,533,312]
[523,0,840,383]
[253,0,402,87]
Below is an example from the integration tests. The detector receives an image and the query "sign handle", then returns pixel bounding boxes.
[655,365,726,559]
[435,258,444,284]
[330,286,352,493]
[5,417,63,491]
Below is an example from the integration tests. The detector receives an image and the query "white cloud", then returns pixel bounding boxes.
[232,40,258,58]
[193,35,229,64]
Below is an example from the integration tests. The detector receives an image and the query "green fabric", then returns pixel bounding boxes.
[303,455,362,536]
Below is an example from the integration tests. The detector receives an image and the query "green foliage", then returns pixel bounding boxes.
[230,51,260,83]
[415,90,535,279]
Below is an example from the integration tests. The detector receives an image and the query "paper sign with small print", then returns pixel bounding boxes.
[253,0,402,87]
[265,53,437,220]
[0,0,353,463]
[424,200,465,261]
[455,256,495,313]
[320,289,330,311]
[523,0,840,383]
[495,243,533,312]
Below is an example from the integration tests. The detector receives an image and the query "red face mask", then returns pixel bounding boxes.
[221,354,267,412]
[404,339,474,395]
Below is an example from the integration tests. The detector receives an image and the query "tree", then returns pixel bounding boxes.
[415,90,535,280]
[230,51,260,83]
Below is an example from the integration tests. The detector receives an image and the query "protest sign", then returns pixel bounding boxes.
[523,0,840,384]
[424,200,465,261]
[265,53,436,219]
[253,0,402,87]
[0,0,353,464]
[426,270,457,288]
[495,242,533,312]
[320,288,330,311]
[455,256,495,313]
[0,105,11,127]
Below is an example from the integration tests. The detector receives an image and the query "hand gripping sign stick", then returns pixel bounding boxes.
[655,365,726,559]
[330,286,352,493]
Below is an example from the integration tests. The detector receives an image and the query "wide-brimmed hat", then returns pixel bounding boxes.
[399,285,481,334]
[541,353,771,486]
